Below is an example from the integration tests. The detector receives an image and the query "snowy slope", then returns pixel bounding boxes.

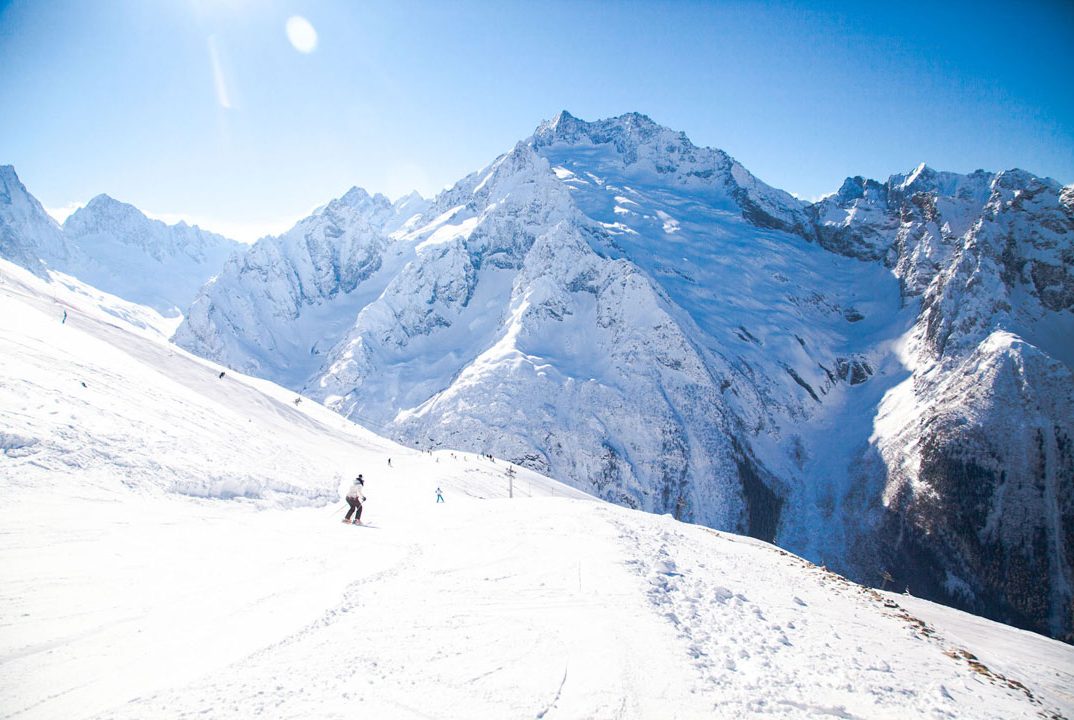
[2,258,1071,719]
[171,111,1074,642]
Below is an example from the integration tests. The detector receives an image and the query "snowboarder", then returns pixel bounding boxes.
[344,475,366,524]
[435,487,444,503]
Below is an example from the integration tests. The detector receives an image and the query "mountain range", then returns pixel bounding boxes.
[2,111,1071,642]
[0,165,239,316]
[4,252,1070,718]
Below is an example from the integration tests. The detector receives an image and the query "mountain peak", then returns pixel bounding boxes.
[549,109,577,126]
[0,164,61,230]
[0,164,34,202]
[67,193,149,231]
[991,167,1058,193]
[84,193,130,211]
[330,185,395,213]
[532,110,681,154]
[394,189,425,204]
[898,162,935,190]
[832,175,887,202]
[339,185,371,204]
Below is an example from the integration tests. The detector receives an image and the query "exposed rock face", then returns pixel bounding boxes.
[808,164,997,296]
[875,334,1074,640]
[821,167,1074,641]
[164,112,1072,641]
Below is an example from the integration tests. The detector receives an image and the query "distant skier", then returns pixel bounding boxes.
[218,371,226,379]
[435,487,444,503]
[61,309,67,324]
[343,475,366,524]
[387,457,392,467]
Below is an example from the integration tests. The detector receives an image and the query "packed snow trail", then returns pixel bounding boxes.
[1,258,1072,719]
[5,492,1071,720]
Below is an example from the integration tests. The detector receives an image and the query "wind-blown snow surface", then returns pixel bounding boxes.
[2,259,1071,719]
[175,111,1074,642]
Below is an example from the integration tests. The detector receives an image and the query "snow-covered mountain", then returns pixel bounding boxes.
[174,186,427,385]
[0,165,71,277]
[3,255,1071,719]
[0,166,241,316]
[62,194,241,315]
[173,111,1074,642]
[813,164,1074,641]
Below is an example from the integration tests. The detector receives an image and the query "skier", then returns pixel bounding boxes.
[218,371,226,379]
[435,487,444,503]
[344,475,366,524]
[61,309,67,324]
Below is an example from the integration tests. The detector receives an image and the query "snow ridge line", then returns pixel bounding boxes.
[701,520,1064,718]
[762,542,1069,719]
[609,512,1059,718]
[738,527,1066,719]
[869,592,1066,720]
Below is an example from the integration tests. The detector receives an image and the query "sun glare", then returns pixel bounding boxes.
[285,16,318,54]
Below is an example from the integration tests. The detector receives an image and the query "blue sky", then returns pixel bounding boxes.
[1,0,1072,242]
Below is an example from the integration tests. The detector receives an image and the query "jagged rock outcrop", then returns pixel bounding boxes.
[822,167,1074,640]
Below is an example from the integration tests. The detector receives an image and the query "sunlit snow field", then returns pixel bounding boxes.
[1,258,1071,719]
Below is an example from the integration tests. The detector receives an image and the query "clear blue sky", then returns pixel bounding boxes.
[1,0,1072,241]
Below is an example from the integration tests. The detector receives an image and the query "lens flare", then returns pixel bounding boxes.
[285,16,317,54]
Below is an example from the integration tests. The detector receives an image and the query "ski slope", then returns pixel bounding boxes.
[1,258,1071,719]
